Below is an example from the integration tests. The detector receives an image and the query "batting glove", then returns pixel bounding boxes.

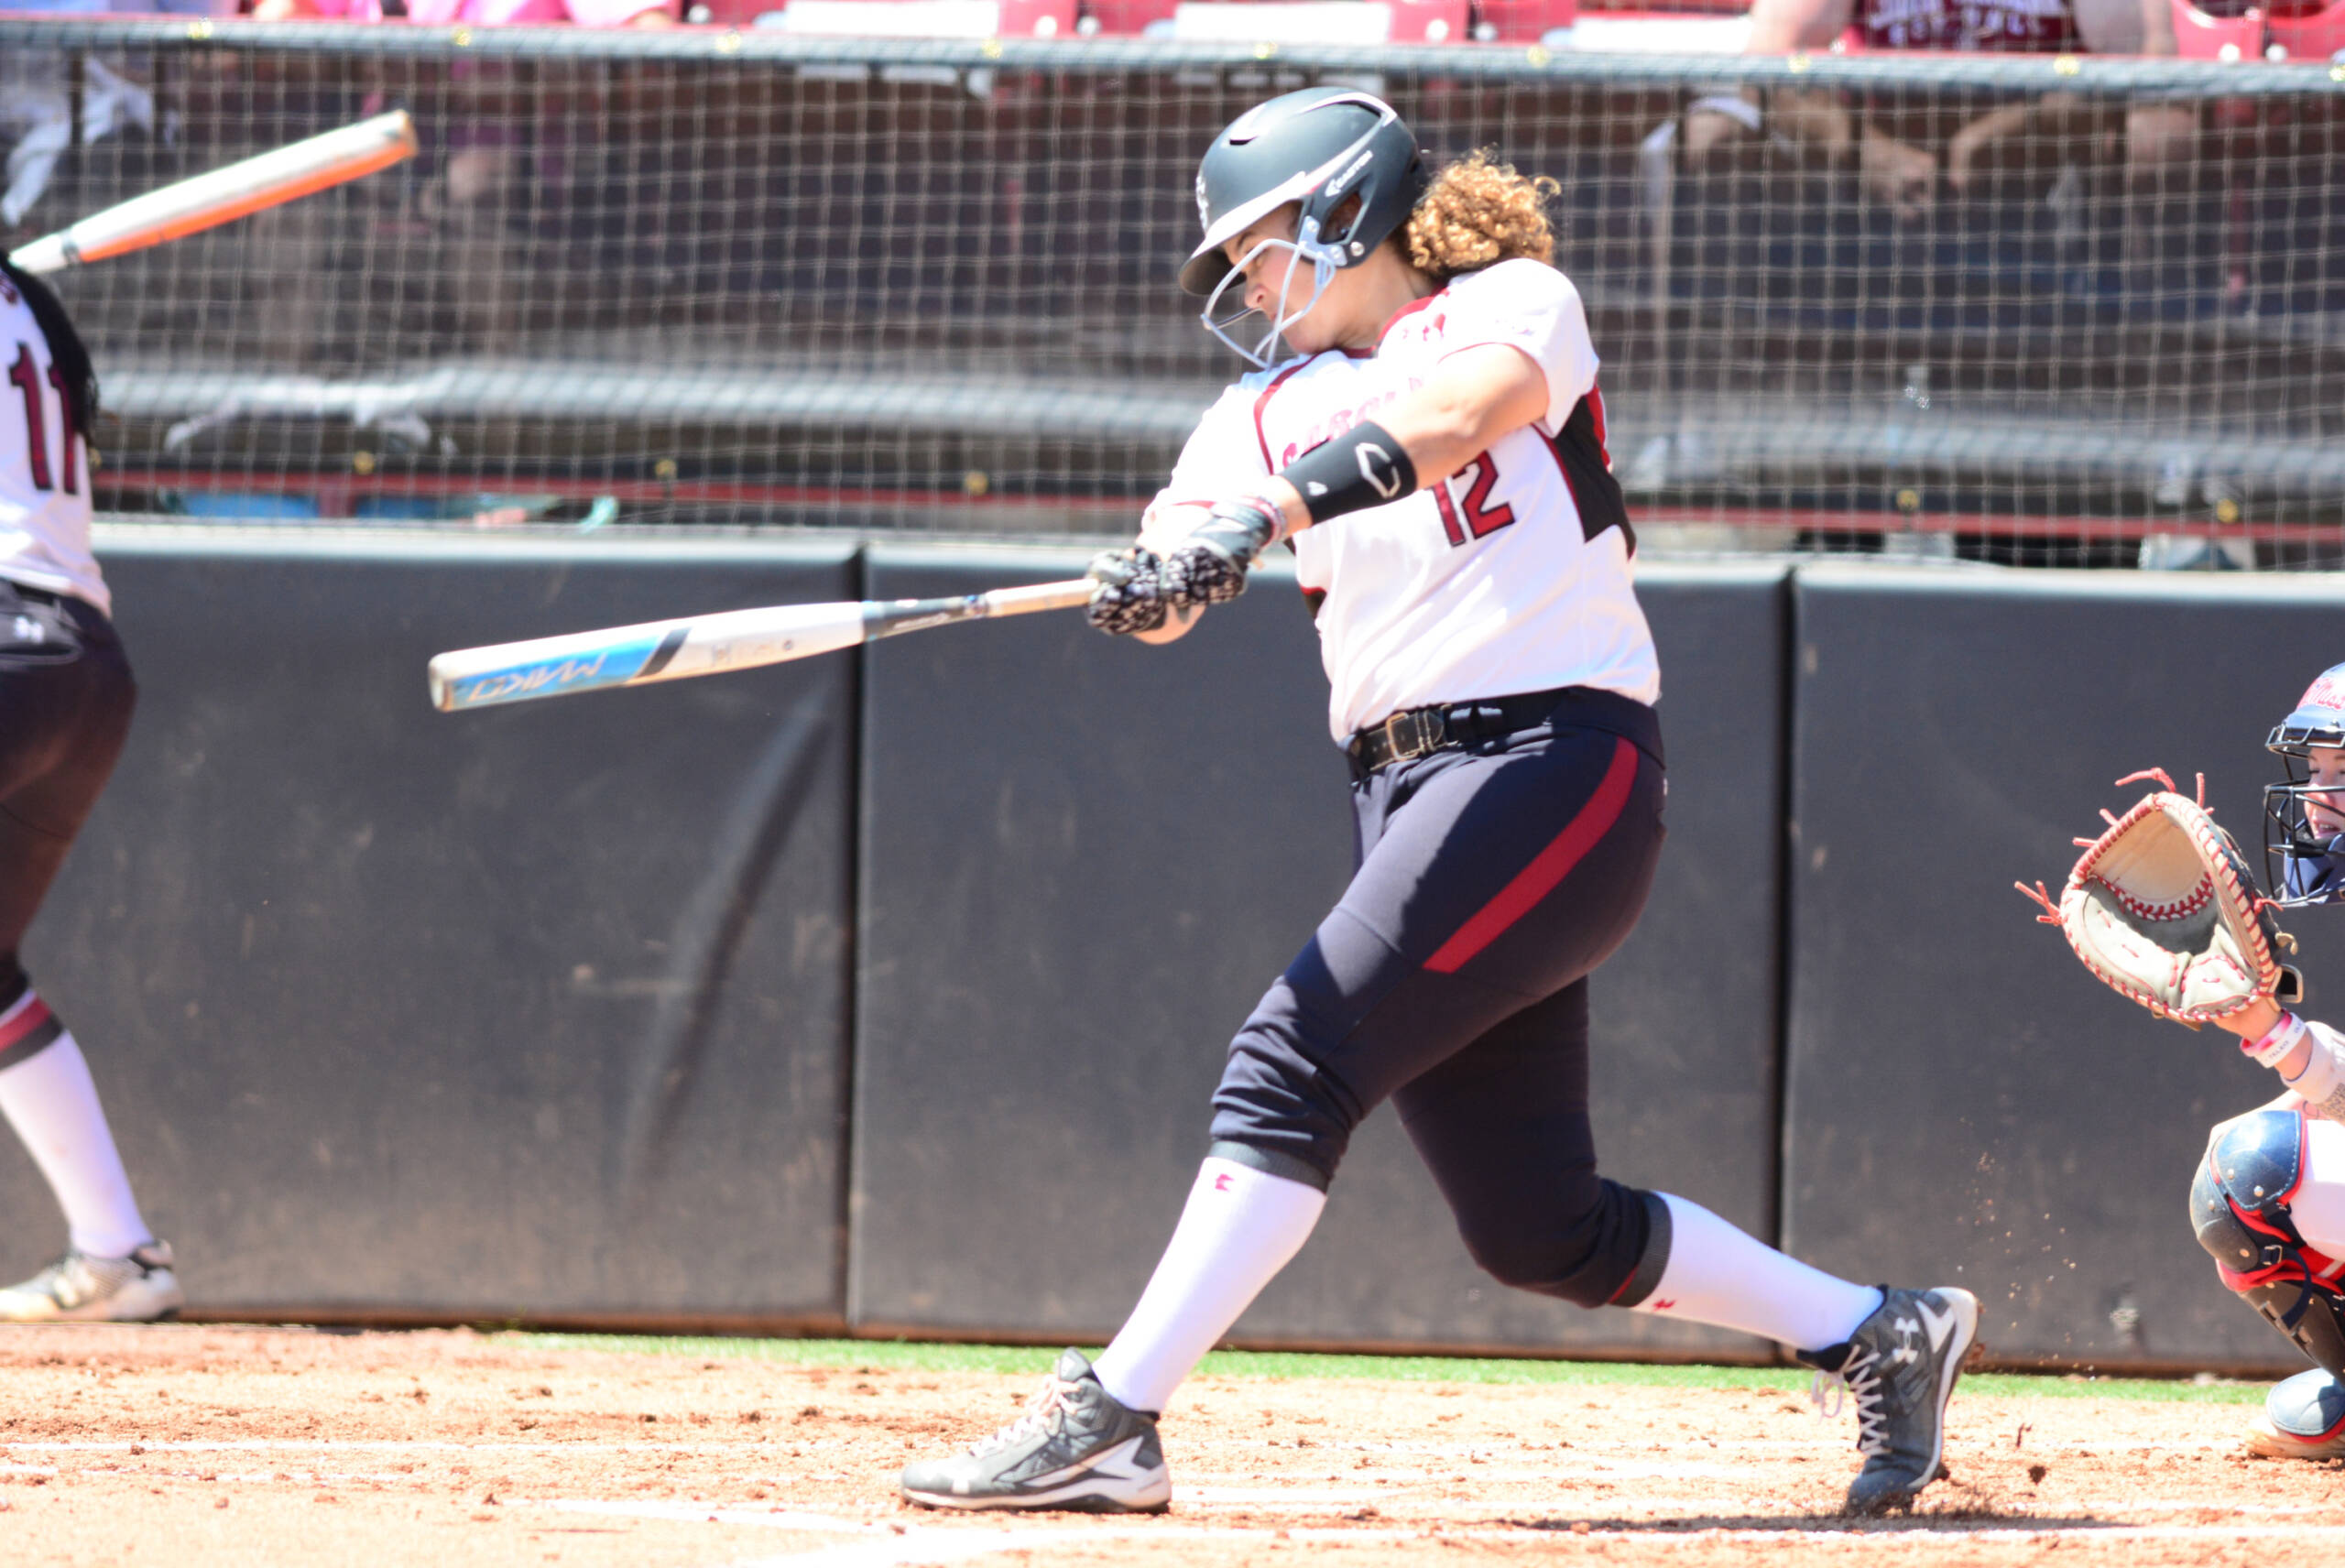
[1085,546,1170,637]
[1162,495,1286,610]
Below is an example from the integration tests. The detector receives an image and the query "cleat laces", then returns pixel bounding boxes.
[967,1372,1079,1457]
[24,1253,136,1311]
[1810,1346,1891,1458]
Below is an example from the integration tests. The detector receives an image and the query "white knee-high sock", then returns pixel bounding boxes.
[1091,1157,1326,1414]
[0,1019,153,1259]
[1629,1192,1882,1355]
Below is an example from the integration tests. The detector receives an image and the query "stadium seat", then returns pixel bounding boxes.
[1469,0,1574,38]
[686,0,769,24]
[1565,9,1747,47]
[757,0,1076,34]
[2266,0,2345,57]
[1078,0,1176,30]
[1162,0,1468,42]
[2171,0,2266,57]
[755,0,1577,38]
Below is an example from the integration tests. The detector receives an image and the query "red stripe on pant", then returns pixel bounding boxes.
[1422,735,1641,975]
[0,996,60,1071]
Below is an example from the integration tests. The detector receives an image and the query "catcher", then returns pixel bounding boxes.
[2023,663,2345,1459]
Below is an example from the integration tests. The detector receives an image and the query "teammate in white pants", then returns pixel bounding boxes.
[2197,663,2345,1455]
[900,87,1976,1518]
[0,256,180,1322]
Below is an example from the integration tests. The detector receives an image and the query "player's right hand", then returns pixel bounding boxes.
[1161,495,1284,611]
[1085,547,1171,637]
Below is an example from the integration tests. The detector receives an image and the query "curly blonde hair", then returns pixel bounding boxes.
[1402,149,1559,281]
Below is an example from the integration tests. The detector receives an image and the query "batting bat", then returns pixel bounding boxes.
[6,111,417,276]
[428,578,1097,713]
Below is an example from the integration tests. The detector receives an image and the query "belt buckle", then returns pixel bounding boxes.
[1381,707,1443,765]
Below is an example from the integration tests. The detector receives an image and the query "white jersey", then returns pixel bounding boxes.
[1142,257,1656,743]
[0,270,106,616]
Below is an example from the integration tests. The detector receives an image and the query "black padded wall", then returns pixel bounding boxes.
[0,528,859,1323]
[1783,563,2345,1370]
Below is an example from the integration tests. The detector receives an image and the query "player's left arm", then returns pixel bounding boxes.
[2219,1001,2345,1124]
[1273,263,1591,540]
[1151,269,1595,609]
[1234,343,1547,541]
[1341,346,1549,501]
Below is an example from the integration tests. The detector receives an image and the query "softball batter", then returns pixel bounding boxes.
[0,256,180,1322]
[901,88,1975,1516]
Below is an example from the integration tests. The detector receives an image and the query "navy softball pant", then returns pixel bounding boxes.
[0,582,135,1072]
[1206,687,1671,1309]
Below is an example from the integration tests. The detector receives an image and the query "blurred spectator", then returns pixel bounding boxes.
[2,0,234,234]
[248,0,677,351]
[1687,0,2195,220]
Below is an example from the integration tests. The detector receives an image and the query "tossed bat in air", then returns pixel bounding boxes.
[428,578,1098,713]
[7,110,417,275]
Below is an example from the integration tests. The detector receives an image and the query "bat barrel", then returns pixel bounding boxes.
[6,234,70,277]
[428,578,1094,712]
[431,598,870,712]
[428,617,685,712]
[6,110,417,276]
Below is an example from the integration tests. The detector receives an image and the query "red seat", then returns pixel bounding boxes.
[1079,0,1173,27]
[2266,0,2345,57]
[753,0,1584,37]
[1001,0,1076,30]
[749,0,1077,32]
[2171,0,2264,57]
[1077,0,1556,36]
[1472,0,1575,39]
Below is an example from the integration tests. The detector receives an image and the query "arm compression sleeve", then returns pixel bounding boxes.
[1279,420,1419,526]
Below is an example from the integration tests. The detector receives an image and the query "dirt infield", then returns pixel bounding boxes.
[4,1325,2343,1568]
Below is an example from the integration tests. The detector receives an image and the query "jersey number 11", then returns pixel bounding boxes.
[7,344,79,496]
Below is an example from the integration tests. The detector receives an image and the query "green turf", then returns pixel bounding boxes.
[502,1334,2267,1404]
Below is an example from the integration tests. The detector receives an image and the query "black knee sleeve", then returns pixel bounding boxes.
[1205,1138,1333,1192]
[1455,1182,1666,1309]
[2193,1108,2345,1377]
[0,954,60,1073]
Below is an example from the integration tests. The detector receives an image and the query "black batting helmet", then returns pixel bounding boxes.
[1178,88,1425,299]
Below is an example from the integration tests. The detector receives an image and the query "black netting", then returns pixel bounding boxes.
[4,20,2341,564]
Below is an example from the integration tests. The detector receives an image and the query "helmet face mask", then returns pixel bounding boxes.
[2263,662,2345,907]
[1180,87,1424,367]
[1198,215,1342,369]
[2263,771,2345,909]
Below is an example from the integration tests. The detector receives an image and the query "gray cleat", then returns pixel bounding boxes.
[900,1347,1171,1513]
[1799,1284,1980,1515]
[0,1241,183,1323]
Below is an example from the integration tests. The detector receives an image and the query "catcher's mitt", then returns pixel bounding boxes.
[2018,768,2301,1029]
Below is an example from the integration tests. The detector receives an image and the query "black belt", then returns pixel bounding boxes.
[1347,687,1584,775]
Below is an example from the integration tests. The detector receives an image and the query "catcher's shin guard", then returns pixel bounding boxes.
[2192,1107,2345,1377]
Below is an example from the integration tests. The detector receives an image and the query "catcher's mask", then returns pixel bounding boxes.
[2264,661,2345,908]
[1180,88,1425,368]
